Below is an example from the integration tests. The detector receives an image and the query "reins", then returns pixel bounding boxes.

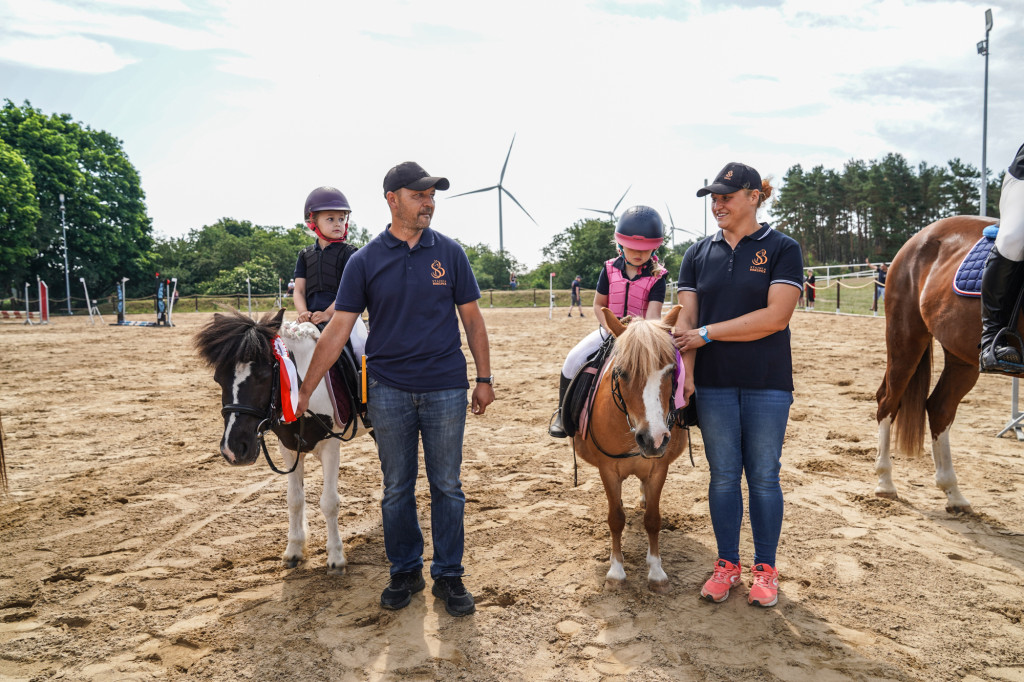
[220,353,360,476]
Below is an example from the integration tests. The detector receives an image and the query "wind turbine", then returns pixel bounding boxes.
[581,185,631,223]
[664,204,703,248]
[450,134,537,255]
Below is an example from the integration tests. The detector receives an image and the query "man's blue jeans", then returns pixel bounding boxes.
[366,379,467,579]
[695,386,792,568]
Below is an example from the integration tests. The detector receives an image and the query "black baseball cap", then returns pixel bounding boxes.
[383,161,450,195]
[696,162,762,197]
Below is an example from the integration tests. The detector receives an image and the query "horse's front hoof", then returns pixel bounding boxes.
[282,556,302,569]
[647,579,670,594]
[604,578,626,591]
[874,490,899,501]
[945,503,973,515]
[327,562,347,576]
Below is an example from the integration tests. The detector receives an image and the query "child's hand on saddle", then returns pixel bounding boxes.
[296,311,312,323]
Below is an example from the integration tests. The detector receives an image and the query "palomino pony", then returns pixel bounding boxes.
[875,215,1003,512]
[574,305,688,592]
[194,309,367,572]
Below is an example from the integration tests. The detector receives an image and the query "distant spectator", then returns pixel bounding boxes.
[509,272,518,290]
[804,269,815,310]
[568,275,584,317]
[866,260,887,312]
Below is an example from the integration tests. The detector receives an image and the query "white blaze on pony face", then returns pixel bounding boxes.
[640,363,676,446]
[220,361,253,464]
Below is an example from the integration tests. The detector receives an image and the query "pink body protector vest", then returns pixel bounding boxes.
[605,258,665,318]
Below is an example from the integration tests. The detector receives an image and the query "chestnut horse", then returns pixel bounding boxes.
[574,305,688,592]
[874,215,1005,512]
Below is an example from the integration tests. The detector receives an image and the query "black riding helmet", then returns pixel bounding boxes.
[614,206,665,251]
[304,186,351,220]
[304,186,351,243]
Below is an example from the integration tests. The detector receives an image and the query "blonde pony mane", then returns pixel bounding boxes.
[611,317,676,380]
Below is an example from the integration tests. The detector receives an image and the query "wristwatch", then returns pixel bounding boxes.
[476,375,494,385]
[698,326,712,343]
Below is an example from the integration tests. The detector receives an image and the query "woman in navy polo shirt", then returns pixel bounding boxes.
[673,162,803,608]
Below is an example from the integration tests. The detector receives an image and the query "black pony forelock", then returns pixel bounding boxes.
[193,309,284,375]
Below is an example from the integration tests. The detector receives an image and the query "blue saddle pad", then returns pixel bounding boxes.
[954,225,1000,297]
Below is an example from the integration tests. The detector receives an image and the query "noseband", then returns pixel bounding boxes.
[220,358,299,474]
[610,366,678,435]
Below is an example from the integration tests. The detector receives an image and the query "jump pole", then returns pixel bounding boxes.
[79,277,97,325]
[23,282,32,325]
[168,278,178,326]
[246,277,252,318]
[549,271,556,320]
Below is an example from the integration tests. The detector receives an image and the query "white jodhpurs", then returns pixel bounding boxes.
[350,316,368,361]
[561,327,610,380]
[995,174,1024,261]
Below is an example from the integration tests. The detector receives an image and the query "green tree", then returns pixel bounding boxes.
[0,138,40,290]
[542,218,615,288]
[202,254,279,294]
[459,241,522,291]
[0,100,153,298]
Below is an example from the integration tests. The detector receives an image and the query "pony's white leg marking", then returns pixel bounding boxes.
[646,549,668,585]
[283,446,308,566]
[606,552,626,584]
[874,416,898,498]
[319,440,345,573]
[641,364,675,446]
[220,361,253,463]
[932,428,971,511]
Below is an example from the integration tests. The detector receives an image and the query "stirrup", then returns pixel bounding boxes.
[548,410,567,438]
[981,328,1024,374]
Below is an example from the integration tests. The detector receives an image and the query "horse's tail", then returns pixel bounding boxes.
[892,343,931,458]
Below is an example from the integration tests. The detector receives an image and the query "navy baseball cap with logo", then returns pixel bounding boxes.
[696,162,763,197]
[383,161,450,195]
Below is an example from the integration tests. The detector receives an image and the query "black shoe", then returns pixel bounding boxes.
[548,374,572,438]
[432,576,475,616]
[549,413,567,438]
[380,569,425,610]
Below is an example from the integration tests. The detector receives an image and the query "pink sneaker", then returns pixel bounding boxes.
[700,559,742,603]
[748,563,779,607]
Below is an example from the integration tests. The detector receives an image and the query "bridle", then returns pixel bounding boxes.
[220,355,358,475]
[585,361,679,461]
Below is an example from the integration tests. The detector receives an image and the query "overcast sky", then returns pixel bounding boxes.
[1,0,1021,269]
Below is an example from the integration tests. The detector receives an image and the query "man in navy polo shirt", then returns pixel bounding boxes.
[295,161,495,617]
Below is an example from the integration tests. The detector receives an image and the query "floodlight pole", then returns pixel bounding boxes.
[703,178,708,236]
[978,8,993,216]
[59,193,72,314]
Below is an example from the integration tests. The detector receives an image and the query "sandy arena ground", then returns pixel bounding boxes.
[1,307,1024,681]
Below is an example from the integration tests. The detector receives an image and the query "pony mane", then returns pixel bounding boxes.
[612,318,675,380]
[193,309,282,374]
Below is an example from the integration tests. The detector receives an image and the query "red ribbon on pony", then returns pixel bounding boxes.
[273,336,300,423]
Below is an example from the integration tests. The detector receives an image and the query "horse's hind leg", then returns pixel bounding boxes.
[641,465,670,594]
[319,441,346,573]
[874,415,898,499]
[927,352,979,512]
[283,447,308,568]
[598,468,627,589]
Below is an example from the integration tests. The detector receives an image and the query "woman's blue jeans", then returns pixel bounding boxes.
[695,386,792,568]
[366,380,467,579]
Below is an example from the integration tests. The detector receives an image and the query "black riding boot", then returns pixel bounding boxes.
[980,245,1024,373]
[548,374,572,438]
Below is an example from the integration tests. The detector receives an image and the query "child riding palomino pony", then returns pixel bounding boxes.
[194,309,369,572]
[875,215,1009,512]
[574,305,689,592]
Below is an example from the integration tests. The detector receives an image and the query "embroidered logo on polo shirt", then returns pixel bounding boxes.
[750,249,768,273]
[431,260,448,286]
